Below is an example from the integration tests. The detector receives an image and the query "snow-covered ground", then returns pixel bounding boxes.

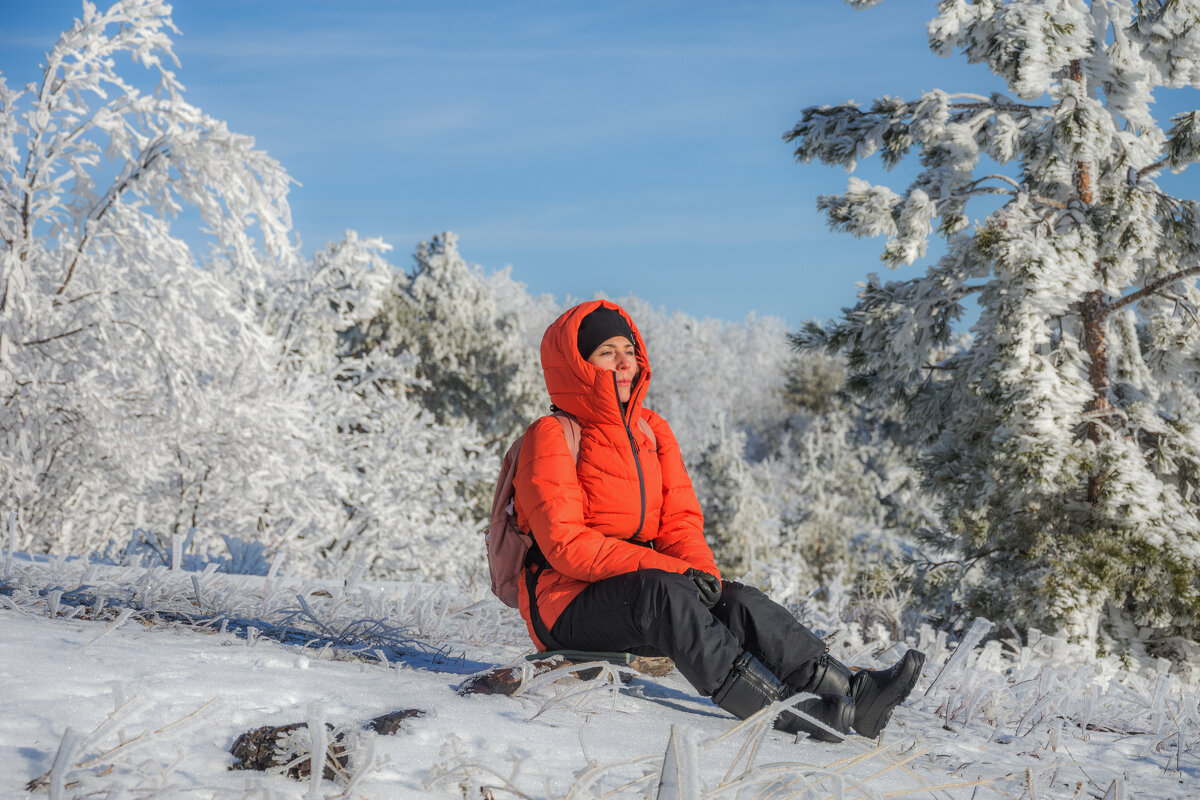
[3,554,1197,799]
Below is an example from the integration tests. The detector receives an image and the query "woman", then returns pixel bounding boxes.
[513,300,923,741]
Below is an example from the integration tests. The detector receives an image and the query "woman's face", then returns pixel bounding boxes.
[587,335,639,403]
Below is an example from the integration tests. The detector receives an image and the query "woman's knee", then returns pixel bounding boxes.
[627,569,707,626]
[712,580,763,614]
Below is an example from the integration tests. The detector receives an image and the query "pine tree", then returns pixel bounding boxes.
[789,0,1200,646]
[346,233,553,451]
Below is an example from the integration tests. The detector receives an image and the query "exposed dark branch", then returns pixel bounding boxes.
[55,143,169,296]
[60,290,105,305]
[952,185,1016,199]
[1110,265,1200,313]
[0,281,8,358]
[192,466,212,530]
[1136,157,1170,181]
[914,546,1005,571]
[110,318,159,347]
[948,101,1053,114]
[20,184,32,259]
[21,327,87,347]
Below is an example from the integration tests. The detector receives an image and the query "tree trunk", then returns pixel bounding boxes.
[1082,289,1111,503]
[1071,60,1109,505]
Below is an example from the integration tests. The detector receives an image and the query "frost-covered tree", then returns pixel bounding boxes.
[0,0,304,552]
[346,233,555,450]
[790,0,1200,644]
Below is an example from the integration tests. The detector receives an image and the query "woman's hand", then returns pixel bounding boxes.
[685,569,722,608]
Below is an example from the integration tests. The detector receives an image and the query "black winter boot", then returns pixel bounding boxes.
[847,649,926,739]
[784,651,851,697]
[712,652,853,743]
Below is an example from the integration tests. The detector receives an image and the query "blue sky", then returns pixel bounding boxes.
[4,1,1195,329]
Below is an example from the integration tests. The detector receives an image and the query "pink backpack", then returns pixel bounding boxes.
[486,411,655,608]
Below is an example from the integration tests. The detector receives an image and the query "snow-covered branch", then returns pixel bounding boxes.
[1110,264,1200,313]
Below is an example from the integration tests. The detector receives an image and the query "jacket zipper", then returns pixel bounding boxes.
[615,372,647,541]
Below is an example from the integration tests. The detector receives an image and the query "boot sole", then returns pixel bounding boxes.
[853,649,926,739]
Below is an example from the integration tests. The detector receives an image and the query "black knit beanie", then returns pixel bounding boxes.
[577,306,635,360]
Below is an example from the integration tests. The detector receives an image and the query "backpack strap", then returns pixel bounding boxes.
[552,411,582,461]
[637,415,656,450]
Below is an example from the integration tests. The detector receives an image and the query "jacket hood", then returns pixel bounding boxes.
[540,300,651,426]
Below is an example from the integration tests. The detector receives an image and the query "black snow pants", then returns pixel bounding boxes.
[549,569,827,697]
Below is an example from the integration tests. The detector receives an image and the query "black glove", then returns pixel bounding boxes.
[685,569,722,609]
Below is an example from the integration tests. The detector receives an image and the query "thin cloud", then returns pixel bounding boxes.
[386,207,823,254]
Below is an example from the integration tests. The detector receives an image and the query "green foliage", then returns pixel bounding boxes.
[782,351,847,415]
[1166,111,1200,170]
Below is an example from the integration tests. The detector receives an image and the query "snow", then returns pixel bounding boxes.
[4,556,1197,799]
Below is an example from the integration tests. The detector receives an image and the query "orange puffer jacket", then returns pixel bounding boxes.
[513,300,721,650]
